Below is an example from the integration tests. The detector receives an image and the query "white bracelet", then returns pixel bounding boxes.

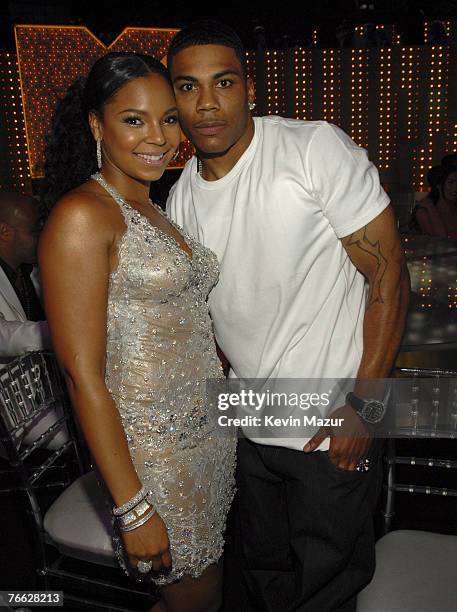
[117,493,156,527]
[119,507,156,532]
[113,486,148,516]
[118,497,153,526]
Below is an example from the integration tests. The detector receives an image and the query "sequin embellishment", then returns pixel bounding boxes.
[91,173,236,586]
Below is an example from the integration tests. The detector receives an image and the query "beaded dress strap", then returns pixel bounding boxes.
[91,172,134,224]
[91,172,194,259]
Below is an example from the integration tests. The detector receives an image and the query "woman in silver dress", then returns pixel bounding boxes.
[39,52,236,611]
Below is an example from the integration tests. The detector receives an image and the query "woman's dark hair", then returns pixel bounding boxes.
[408,165,457,232]
[426,165,442,190]
[42,52,171,209]
[441,152,457,171]
[430,166,457,204]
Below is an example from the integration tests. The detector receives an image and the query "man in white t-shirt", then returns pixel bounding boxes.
[166,21,410,612]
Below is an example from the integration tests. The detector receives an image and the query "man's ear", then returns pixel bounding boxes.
[0,221,12,243]
[88,111,102,141]
[247,77,255,106]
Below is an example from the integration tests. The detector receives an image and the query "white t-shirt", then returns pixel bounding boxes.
[167,116,390,451]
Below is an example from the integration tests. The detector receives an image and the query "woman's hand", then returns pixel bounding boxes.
[122,511,172,573]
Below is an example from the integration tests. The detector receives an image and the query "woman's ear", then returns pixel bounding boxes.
[88,111,102,141]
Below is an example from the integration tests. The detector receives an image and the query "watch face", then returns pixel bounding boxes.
[363,400,386,424]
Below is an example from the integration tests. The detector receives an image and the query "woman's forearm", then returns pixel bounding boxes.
[66,375,142,507]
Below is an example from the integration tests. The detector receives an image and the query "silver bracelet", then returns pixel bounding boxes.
[119,506,156,532]
[113,486,148,516]
[118,497,155,528]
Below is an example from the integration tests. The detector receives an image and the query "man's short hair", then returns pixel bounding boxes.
[0,192,37,225]
[167,20,247,78]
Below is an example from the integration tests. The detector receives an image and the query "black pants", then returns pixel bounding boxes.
[223,438,382,612]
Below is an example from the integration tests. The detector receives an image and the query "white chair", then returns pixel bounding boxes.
[357,367,457,612]
[0,351,154,610]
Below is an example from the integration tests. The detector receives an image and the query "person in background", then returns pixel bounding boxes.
[0,192,50,363]
[414,167,457,237]
[0,191,68,451]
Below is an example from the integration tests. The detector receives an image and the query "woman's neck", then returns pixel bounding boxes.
[100,166,150,206]
[437,197,457,211]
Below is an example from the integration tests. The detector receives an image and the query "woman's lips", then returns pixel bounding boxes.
[134,152,167,167]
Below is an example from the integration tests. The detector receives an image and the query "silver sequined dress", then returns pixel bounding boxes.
[92,173,236,586]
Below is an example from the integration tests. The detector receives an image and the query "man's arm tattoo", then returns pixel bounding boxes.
[342,227,388,307]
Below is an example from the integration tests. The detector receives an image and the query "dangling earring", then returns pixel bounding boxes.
[96,137,102,169]
[248,101,256,111]
[171,147,180,162]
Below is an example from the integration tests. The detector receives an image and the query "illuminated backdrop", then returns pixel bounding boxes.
[255,42,457,192]
[0,24,456,193]
[13,25,195,180]
[0,51,31,191]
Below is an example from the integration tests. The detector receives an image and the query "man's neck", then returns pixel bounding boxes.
[199,118,255,181]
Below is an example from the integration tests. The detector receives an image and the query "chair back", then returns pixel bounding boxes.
[382,366,457,532]
[0,352,155,609]
[357,369,457,611]
[0,351,85,482]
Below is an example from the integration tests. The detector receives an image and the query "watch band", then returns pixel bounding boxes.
[345,391,386,425]
[345,391,364,413]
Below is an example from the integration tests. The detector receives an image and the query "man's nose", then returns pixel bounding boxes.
[197,87,219,112]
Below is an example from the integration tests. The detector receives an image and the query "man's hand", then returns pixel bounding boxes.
[303,404,372,470]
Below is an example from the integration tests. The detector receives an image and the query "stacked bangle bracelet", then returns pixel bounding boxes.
[113,486,148,516]
[113,487,156,532]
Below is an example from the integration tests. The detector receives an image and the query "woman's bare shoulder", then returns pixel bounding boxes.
[45,179,120,235]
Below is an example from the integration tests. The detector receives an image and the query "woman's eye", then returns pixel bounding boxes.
[164,115,179,125]
[123,116,142,126]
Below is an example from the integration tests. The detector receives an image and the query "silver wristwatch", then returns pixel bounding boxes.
[345,392,386,424]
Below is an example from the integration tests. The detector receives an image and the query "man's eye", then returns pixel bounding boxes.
[181,83,195,92]
[217,80,233,88]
